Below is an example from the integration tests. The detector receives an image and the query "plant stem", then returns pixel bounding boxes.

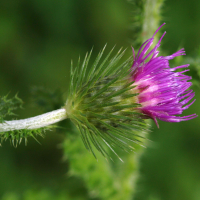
[0,108,67,132]
[142,0,164,43]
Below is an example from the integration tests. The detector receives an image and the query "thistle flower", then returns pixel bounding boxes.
[0,25,197,159]
[131,23,197,127]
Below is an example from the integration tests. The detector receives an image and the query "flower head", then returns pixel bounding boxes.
[131,23,197,127]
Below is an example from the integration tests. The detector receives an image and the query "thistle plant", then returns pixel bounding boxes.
[0,23,197,162]
[0,0,200,199]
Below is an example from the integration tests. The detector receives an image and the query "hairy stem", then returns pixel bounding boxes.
[142,0,164,42]
[0,108,67,132]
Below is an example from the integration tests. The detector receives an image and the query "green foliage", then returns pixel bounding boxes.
[30,86,64,112]
[63,132,143,200]
[0,94,23,123]
[0,126,53,147]
[1,190,84,200]
[66,46,148,159]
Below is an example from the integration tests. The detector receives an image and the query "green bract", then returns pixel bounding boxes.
[65,46,148,159]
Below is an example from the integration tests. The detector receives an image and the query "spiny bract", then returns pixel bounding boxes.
[65,46,148,160]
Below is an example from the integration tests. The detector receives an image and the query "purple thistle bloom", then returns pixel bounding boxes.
[131,23,197,127]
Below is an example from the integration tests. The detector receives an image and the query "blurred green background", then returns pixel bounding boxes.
[0,0,200,200]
